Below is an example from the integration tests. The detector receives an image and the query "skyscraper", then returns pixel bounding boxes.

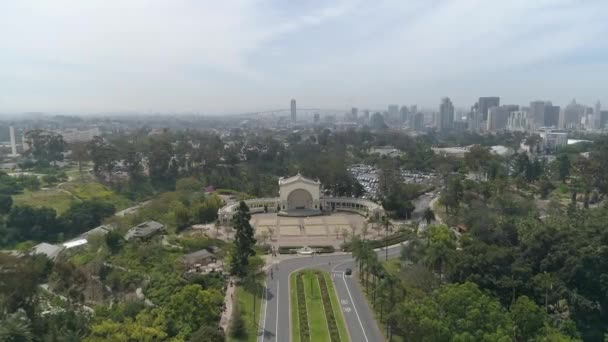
[478,97,500,121]
[438,97,454,132]
[388,105,399,121]
[594,101,602,129]
[544,103,560,128]
[409,112,424,131]
[561,99,585,129]
[290,99,296,122]
[529,101,546,129]
[399,106,409,123]
[487,105,518,131]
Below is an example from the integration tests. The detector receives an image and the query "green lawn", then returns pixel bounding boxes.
[291,270,348,342]
[290,273,301,342]
[60,180,131,210]
[229,281,263,342]
[302,271,331,341]
[12,178,131,215]
[13,188,74,214]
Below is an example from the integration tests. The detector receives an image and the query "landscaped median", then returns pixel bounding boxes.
[290,270,349,342]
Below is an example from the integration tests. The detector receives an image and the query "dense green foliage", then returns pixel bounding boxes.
[230,202,256,277]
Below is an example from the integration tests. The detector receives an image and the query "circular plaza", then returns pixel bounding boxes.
[217,173,386,246]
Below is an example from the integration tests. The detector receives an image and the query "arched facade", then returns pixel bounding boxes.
[278,173,321,214]
[286,189,313,209]
[216,173,385,224]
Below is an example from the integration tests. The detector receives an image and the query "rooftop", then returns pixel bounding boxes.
[125,220,165,240]
[278,173,320,186]
[32,242,64,260]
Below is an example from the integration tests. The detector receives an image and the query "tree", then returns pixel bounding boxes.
[105,230,124,254]
[60,200,115,237]
[87,137,118,181]
[70,142,90,181]
[423,208,435,225]
[0,311,34,342]
[172,203,191,231]
[556,154,570,183]
[422,225,456,281]
[394,282,513,342]
[230,201,256,277]
[164,284,223,337]
[24,130,66,165]
[7,205,60,242]
[190,324,225,342]
[229,302,246,338]
[510,295,547,341]
[0,194,13,215]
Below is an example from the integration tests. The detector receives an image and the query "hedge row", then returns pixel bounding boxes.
[317,272,341,342]
[296,274,310,341]
[343,231,411,251]
[278,245,335,254]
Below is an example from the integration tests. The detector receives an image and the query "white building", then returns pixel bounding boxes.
[507,111,530,132]
[538,128,568,151]
[59,127,100,143]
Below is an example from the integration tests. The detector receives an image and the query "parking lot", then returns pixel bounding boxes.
[348,164,437,200]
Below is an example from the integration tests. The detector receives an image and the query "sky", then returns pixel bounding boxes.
[1,0,608,114]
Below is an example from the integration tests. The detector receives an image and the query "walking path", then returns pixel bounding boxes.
[219,277,237,332]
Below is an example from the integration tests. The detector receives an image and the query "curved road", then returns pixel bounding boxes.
[259,245,403,342]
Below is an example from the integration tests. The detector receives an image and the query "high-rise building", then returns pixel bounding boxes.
[507,110,530,131]
[409,112,424,131]
[313,112,320,123]
[600,110,608,130]
[351,107,358,121]
[544,103,560,128]
[594,101,602,129]
[290,99,296,122]
[388,105,399,121]
[468,103,481,133]
[438,97,454,132]
[478,97,500,121]
[529,101,546,129]
[363,110,370,121]
[409,105,417,114]
[561,99,585,129]
[399,106,409,123]
[487,105,518,131]
[8,126,18,157]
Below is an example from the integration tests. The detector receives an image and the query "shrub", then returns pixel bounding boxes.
[278,245,335,254]
[317,272,341,341]
[296,274,310,341]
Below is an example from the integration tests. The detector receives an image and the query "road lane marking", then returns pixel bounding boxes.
[275,280,279,341]
[343,274,370,342]
[257,282,268,342]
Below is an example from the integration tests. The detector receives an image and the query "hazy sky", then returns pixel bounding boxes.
[1,0,608,114]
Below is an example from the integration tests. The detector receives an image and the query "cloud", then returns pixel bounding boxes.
[1,0,607,113]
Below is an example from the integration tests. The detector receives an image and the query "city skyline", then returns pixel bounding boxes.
[2,1,608,114]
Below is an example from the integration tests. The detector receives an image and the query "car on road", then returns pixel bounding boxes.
[345,268,352,276]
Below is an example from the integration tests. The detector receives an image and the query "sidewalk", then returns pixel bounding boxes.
[219,277,237,332]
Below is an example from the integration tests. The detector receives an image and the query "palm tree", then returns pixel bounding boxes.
[423,208,435,225]
[0,312,34,342]
[350,236,366,275]
[382,217,394,261]
[422,225,456,282]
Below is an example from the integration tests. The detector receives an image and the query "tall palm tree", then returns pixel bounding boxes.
[423,207,435,225]
[382,217,394,261]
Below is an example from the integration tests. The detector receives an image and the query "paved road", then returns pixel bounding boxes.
[259,245,403,342]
